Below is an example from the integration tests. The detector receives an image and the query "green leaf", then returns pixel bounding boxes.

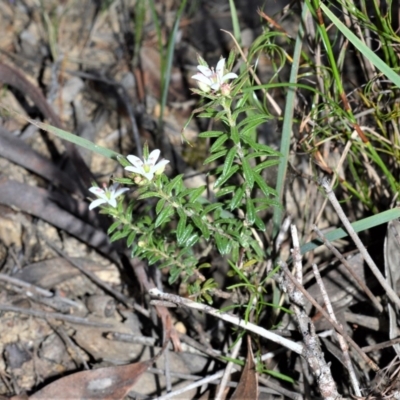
[198,130,225,138]
[155,205,174,228]
[108,221,121,235]
[210,133,229,153]
[188,186,206,203]
[156,198,166,214]
[185,233,199,247]
[191,215,210,240]
[236,114,269,131]
[229,186,244,210]
[176,213,187,244]
[254,173,277,197]
[186,202,202,213]
[179,224,193,246]
[246,199,256,225]
[254,215,265,231]
[215,234,230,255]
[126,231,136,247]
[138,191,162,200]
[222,147,237,178]
[253,158,281,173]
[215,185,236,197]
[204,149,228,165]
[201,202,225,216]
[232,105,256,120]
[242,158,254,189]
[165,174,183,195]
[214,165,239,189]
[110,230,129,242]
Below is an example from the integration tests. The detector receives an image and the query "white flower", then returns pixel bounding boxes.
[192,58,238,92]
[125,149,169,181]
[88,183,129,210]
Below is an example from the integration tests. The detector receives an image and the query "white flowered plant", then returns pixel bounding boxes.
[86,52,280,304]
[88,183,129,210]
[192,57,238,93]
[125,149,169,182]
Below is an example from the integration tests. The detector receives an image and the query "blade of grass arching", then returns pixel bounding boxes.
[31,120,120,160]
[272,2,310,238]
[228,0,241,46]
[0,107,120,160]
[158,0,187,130]
[320,3,400,88]
[300,207,400,255]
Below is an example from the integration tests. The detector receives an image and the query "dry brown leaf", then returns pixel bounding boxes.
[29,359,154,400]
[230,335,258,400]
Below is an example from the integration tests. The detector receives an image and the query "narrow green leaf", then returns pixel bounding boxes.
[254,215,265,231]
[165,174,183,195]
[210,133,229,153]
[198,130,225,138]
[179,224,193,246]
[214,165,239,188]
[236,114,269,130]
[229,187,244,210]
[204,149,228,165]
[222,147,237,179]
[155,205,174,228]
[185,233,199,247]
[156,198,166,214]
[110,230,129,242]
[191,215,210,240]
[176,213,187,244]
[188,186,206,203]
[253,158,281,173]
[201,202,224,216]
[138,191,162,200]
[215,185,236,197]
[242,158,254,189]
[254,173,277,197]
[108,221,121,235]
[246,199,256,225]
[126,231,136,247]
[215,234,229,255]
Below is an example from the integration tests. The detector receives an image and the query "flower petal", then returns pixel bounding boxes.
[127,155,143,167]
[89,186,105,195]
[192,73,213,86]
[114,187,129,197]
[89,198,106,210]
[108,197,117,208]
[197,65,212,77]
[215,58,226,78]
[210,82,221,91]
[125,166,145,174]
[147,149,161,165]
[221,72,238,83]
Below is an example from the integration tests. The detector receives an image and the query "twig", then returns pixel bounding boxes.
[313,225,383,312]
[148,288,304,355]
[312,263,361,397]
[279,261,379,371]
[0,304,113,327]
[215,337,242,400]
[0,273,81,309]
[321,177,400,309]
[284,225,340,400]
